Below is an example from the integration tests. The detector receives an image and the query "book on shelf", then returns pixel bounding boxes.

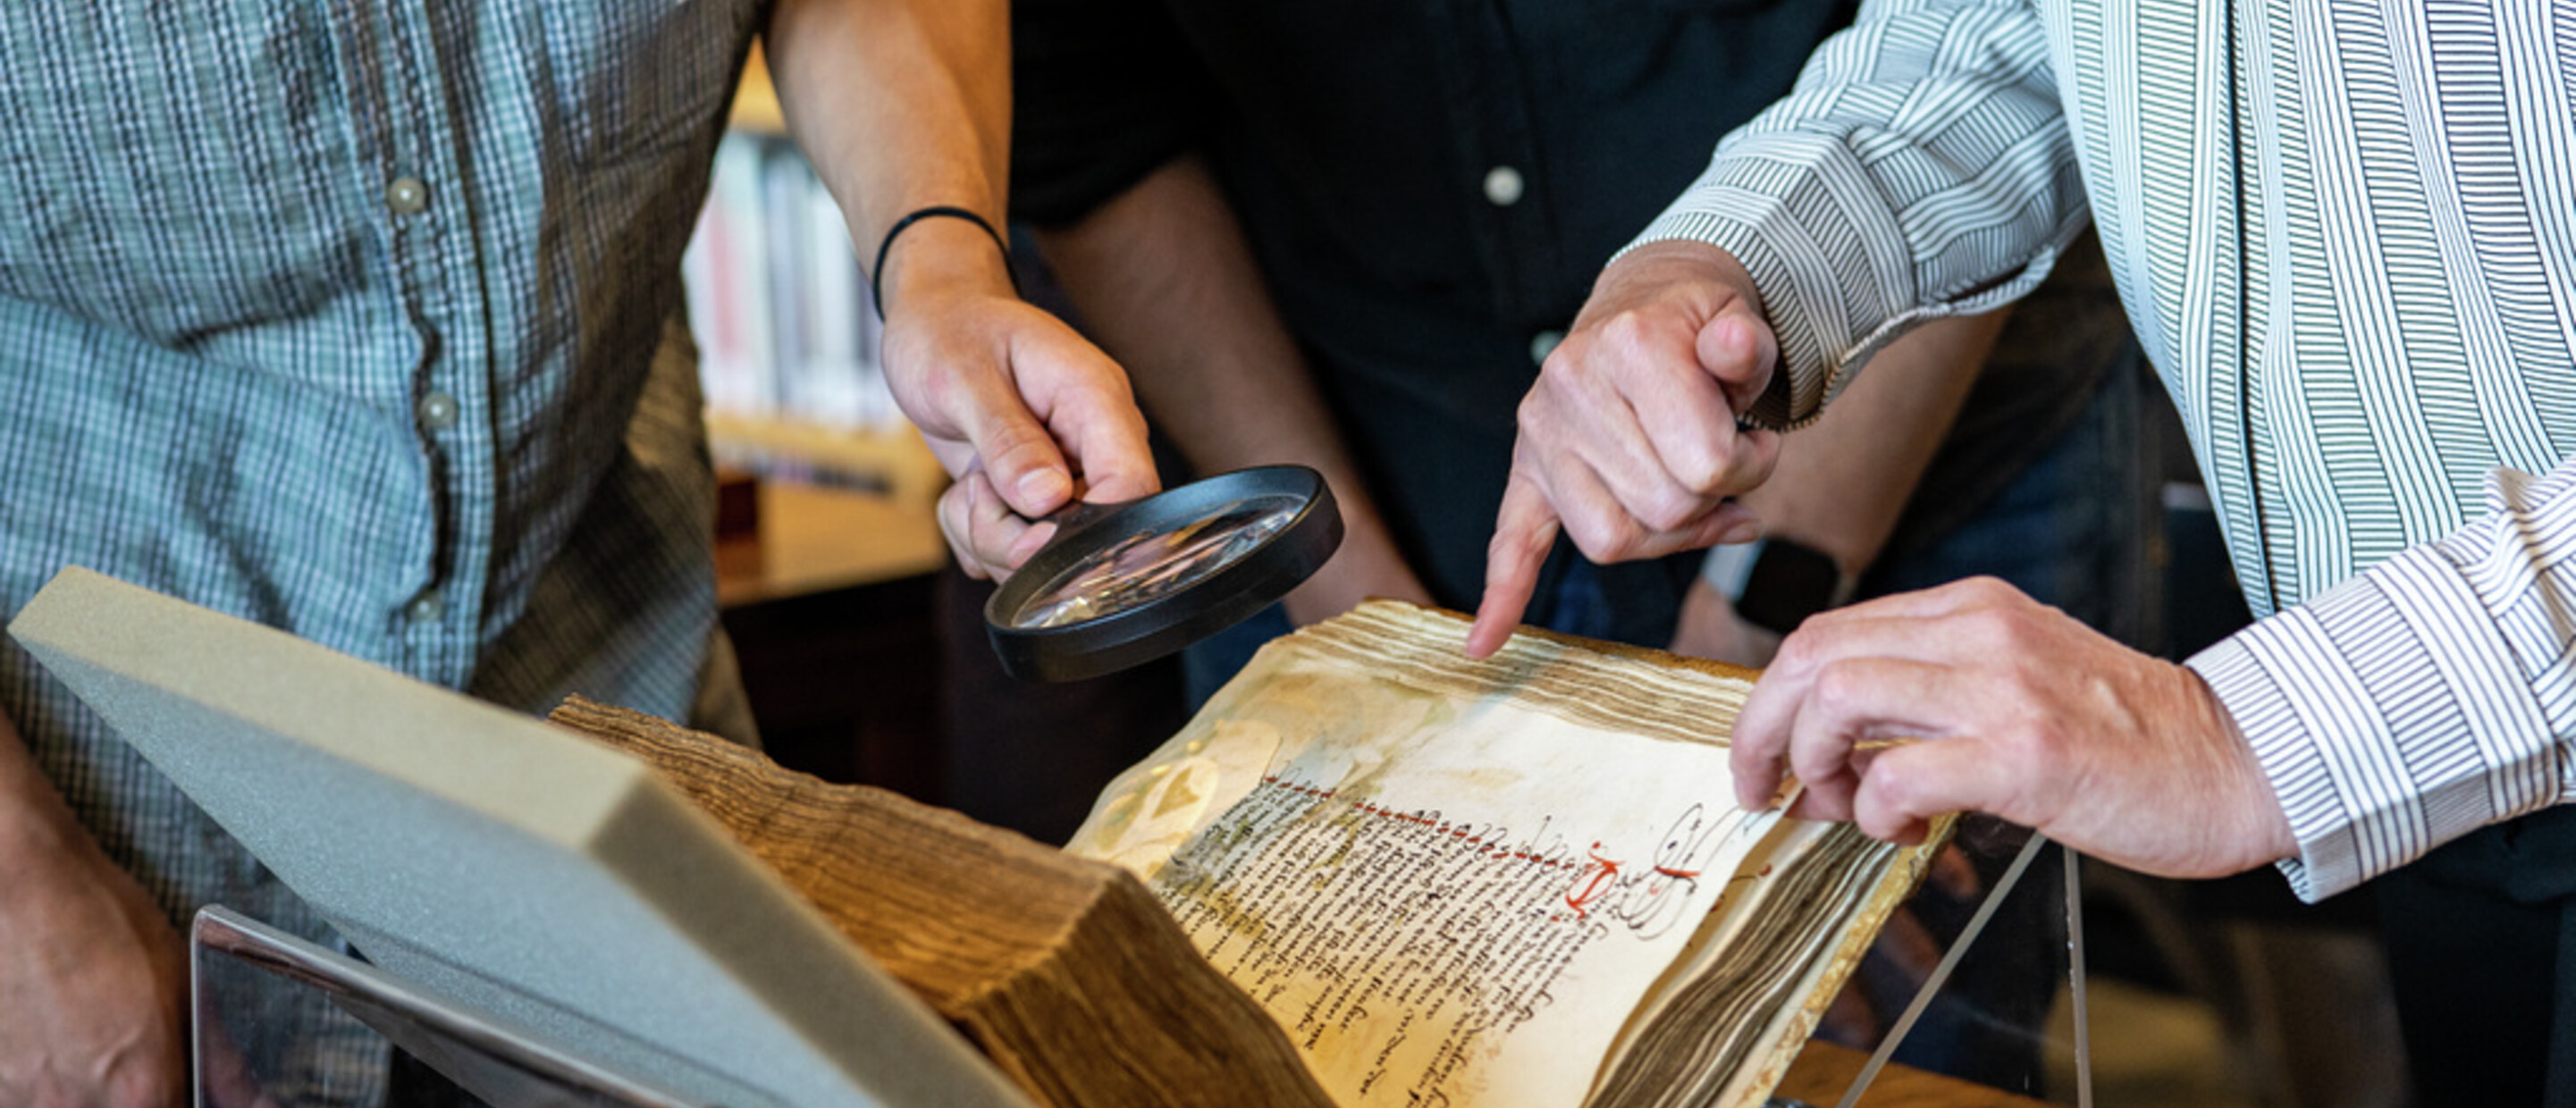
[14,569,1936,1108]
[683,131,904,439]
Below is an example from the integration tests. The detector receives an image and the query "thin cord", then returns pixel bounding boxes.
[870,206,1022,321]
[1832,834,2053,1108]
[2066,844,2093,1108]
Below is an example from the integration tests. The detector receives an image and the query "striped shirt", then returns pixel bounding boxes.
[1632,0,2576,900]
[0,4,762,1097]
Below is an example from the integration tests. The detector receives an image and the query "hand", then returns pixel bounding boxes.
[0,720,189,1108]
[1468,241,1783,657]
[1665,575,1785,667]
[879,222,1158,580]
[1728,577,2299,880]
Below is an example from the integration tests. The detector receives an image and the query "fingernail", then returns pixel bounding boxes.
[1719,518,1764,545]
[1016,467,1069,507]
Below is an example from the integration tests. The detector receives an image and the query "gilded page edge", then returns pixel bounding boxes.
[1716,816,1955,1108]
[1290,601,1757,749]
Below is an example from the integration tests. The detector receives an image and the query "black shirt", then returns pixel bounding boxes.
[1013,0,2113,646]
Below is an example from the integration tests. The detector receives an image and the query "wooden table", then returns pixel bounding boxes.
[713,478,945,609]
[1776,1040,2053,1108]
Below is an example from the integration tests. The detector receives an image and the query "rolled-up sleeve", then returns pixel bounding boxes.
[1625,0,2089,428]
[2190,455,2576,901]
[1010,0,1218,228]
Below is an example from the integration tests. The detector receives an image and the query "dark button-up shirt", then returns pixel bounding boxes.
[1013,0,2107,643]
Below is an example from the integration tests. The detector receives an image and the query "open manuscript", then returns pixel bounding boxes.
[15,572,1933,1108]
[1060,601,1936,1108]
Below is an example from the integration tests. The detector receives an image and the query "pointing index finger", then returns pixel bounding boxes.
[1469,474,1560,659]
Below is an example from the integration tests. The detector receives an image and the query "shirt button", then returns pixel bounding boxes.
[406,594,446,624]
[417,390,459,431]
[1483,165,1525,207]
[386,176,430,216]
[1529,330,1564,365]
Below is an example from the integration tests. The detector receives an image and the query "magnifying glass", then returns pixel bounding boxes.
[985,466,1343,683]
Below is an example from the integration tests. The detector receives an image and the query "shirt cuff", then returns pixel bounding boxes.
[1619,135,2058,429]
[2186,545,2558,901]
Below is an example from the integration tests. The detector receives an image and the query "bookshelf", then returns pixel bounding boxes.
[695,45,951,801]
[696,45,946,604]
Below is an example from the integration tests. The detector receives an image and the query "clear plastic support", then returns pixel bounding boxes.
[1775,821,2095,1108]
[190,906,709,1108]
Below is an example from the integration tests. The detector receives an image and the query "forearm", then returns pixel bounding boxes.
[1033,156,1423,618]
[769,0,1160,574]
[1737,310,2007,575]
[766,0,1014,309]
[0,695,194,1108]
[1029,159,1317,470]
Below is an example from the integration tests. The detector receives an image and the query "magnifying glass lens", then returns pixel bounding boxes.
[984,465,1342,682]
[1011,493,1303,629]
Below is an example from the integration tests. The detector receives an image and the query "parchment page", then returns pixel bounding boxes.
[1073,606,1780,1108]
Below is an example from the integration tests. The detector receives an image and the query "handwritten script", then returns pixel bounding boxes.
[1154,776,1759,1107]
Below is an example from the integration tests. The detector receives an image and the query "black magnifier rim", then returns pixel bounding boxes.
[984,465,1343,683]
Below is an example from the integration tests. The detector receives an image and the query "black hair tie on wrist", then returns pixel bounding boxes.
[871,205,1021,321]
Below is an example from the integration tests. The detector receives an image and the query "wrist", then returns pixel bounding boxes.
[2183,665,2300,869]
[1601,239,1755,298]
[875,209,1017,321]
[1671,576,1785,667]
[1583,239,1759,332]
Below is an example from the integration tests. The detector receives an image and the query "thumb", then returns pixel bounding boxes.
[1696,307,1779,416]
[1850,736,2012,845]
[1468,473,1561,659]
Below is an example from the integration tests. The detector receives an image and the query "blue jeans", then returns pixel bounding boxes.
[1861,349,2154,648]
